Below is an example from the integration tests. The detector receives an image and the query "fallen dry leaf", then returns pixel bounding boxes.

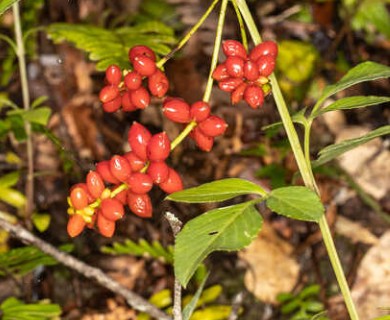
[335,216,379,245]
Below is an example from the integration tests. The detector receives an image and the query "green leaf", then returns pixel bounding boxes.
[0,186,26,208]
[174,201,263,287]
[23,107,51,125]
[0,0,20,16]
[0,298,61,319]
[298,284,320,300]
[315,61,390,108]
[190,305,233,320]
[148,289,172,309]
[313,125,390,167]
[266,186,324,222]
[312,96,390,117]
[182,273,209,320]
[166,178,267,203]
[31,96,49,109]
[47,21,176,71]
[304,301,325,313]
[263,108,308,132]
[281,298,300,314]
[0,171,20,188]
[32,212,51,232]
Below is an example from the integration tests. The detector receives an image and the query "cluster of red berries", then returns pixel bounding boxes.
[99,45,169,113]
[67,121,183,238]
[212,40,278,109]
[162,98,228,151]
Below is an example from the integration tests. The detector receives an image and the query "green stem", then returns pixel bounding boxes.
[157,0,220,69]
[231,0,248,50]
[303,120,313,171]
[203,0,229,103]
[171,121,197,150]
[236,1,359,319]
[13,2,34,223]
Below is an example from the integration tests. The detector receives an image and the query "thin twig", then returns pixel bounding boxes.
[0,217,171,320]
[228,291,244,320]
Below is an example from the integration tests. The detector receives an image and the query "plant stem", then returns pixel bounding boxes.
[13,2,34,224]
[231,0,248,50]
[236,1,359,319]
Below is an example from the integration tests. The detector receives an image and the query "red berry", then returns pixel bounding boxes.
[249,41,278,61]
[128,172,153,194]
[162,98,191,123]
[198,115,228,137]
[222,40,247,59]
[132,55,156,77]
[96,161,120,184]
[212,63,229,81]
[159,168,183,194]
[130,87,150,109]
[121,92,137,112]
[256,55,276,77]
[191,127,214,152]
[105,65,122,85]
[97,211,116,237]
[101,198,124,221]
[70,186,89,210]
[86,171,105,199]
[110,155,132,182]
[129,45,156,62]
[225,56,244,78]
[231,82,247,104]
[86,213,96,229]
[148,69,169,98]
[123,151,145,172]
[102,95,121,113]
[99,85,119,103]
[244,85,264,109]
[147,161,169,184]
[124,71,142,90]
[243,60,260,81]
[218,77,244,92]
[190,101,211,122]
[113,187,127,205]
[67,214,86,238]
[128,122,152,161]
[127,192,152,218]
[147,132,171,162]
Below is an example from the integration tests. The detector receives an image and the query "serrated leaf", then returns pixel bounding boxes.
[313,125,390,167]
[312,96,390,117]
[0,186,25,208]
[266,186,324,222]
[174,201,263,287]
[315,61,390,109]
[0,171,20,188]
[167,178,267,203]
[47,21,176,71]
[0,0,20,16]
[32,212,51,232]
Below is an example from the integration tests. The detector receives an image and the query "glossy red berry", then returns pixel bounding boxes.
[101,198,124,221]
[256,55,276,77]
[67,214,86,238]
[191,127,214,152]
[147,132,171,162]
[162,98,191,123]
[222,40,247,59]
[190,101,211,122]
[212,63,229,81]
[147,161,169,184]
[244,85,264,109]
[113,187,127,205]
[70,186,89,210]
[225,56,245,78]
[128,122,152,161]
[130,87,150,109]
[105,65,122,85]
[231,82,247,104]
[99,85,119,103]
[110,155,132,182]
[97,211,116,237]
[86,171,105,199]
[124,71,142,90]
[249,41,278,61]
[198,115,228,137]
[148,69,169,98]
[127,192,152,218]
[96,161,120,184]
[129,45,156,62]
[121,92,137,112]
[132,55,156,77]
[128,172,153,194]
[218,77,244,92]
[123,151,145,172]
[243,60,260,81]
[159,168,183,194]
[102,95,121,113]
